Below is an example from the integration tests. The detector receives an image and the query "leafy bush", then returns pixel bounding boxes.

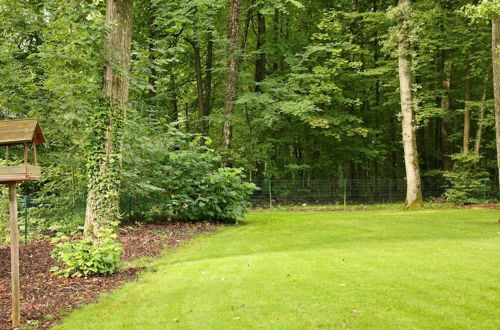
[51,229,122,277]
[162,139,257,222]
[122,123,257,222]
[444,153,489,205]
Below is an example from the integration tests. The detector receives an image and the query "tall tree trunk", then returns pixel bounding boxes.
[397,0,423,209]
[191,40,205,133]
[463,59,472,154]
[85,0,133,238]
[201,37,213,135]
[169,76,179,125]
[254,11,266,93]
[474,73,489,154]
[492,19,500,188]
[241,0,254,52]
[441,51,453,169]
[272,9,280,72]
[222,0,241,149]
[147,1,157,101]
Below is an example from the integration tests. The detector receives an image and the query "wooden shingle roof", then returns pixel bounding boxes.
[0,119,46,146]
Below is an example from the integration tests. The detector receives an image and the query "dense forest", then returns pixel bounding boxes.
[2,1,500,326]
[1,0,500,215]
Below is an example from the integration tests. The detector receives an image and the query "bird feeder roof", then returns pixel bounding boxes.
[0,119,46,146]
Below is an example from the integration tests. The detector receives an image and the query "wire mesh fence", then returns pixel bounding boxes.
[250,179,497,207]
[13,178,498,243]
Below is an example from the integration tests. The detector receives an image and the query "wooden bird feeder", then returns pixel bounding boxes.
[0,119,45,327]
[0,119,45,183]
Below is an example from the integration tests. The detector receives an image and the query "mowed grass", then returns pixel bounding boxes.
[56,210,500,329]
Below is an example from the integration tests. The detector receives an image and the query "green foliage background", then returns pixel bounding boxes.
[0,0,499,236]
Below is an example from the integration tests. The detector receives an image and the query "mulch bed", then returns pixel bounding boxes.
[0,222,219,329]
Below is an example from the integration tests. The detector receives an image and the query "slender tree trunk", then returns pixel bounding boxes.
[255,11,266,93]
[463,59,472,154]
[272,9,279,72]
[492,19,500,187]
[397,0,423,209]
[169,76,179,124]
[222,0,241,149]
[441,51,453,169]
[241,0,254,52]
[191,40,205,132]
[201,37,213,135]
[147,1,157,101]
[474,73,489,154]
[185,102,190,132]
[85,0,133,238]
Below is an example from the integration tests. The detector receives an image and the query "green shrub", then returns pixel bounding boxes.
[123,125,257,222]
[51,229,122,277]
[444,153,489,205]
[163,143,257,221]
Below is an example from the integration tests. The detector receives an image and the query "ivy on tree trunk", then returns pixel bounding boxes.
[85,0,133,239]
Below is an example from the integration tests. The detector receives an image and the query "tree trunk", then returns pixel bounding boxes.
[441,51,453,169]
[222,0,241,149]
[254,11,266,93]
[463,59,472,154]
[397,0,423,209]
[474,73,489,154]
[241,0,254,52]
[169,76,179,125]
[493,19,500,188]
[191,40,205,132]
[201,37,213,135]
[85,0,133,238]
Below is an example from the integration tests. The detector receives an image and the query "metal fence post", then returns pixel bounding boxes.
[483,181,487,201]
[268,180,273,208]
[23,196,28,246]
[389,179,392,203]
[343,179,347,210]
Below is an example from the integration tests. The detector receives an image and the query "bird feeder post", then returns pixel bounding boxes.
[0,119,46,328]
[9,182,20,327]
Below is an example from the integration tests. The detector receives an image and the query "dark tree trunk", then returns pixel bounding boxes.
[191,40,205,133]
[201,36,213,135]
[441,51,453,170]
[222,0,242,149]
[463,57,472,154]
[254,11,266,93]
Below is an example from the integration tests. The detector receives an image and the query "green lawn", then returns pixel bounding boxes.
[56,210,500,329]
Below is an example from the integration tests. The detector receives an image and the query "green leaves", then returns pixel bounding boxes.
[464,0,500,20]
[51,229,123,278]
[163,146,257,221]
[444,153,490,205]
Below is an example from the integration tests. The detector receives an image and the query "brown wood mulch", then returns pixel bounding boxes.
[0,222,219,329]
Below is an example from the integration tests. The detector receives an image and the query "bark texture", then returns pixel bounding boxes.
[463,60,472,154]
[222,0,242,149]
[441,52,452,169]
[474,74,489,154]
[254,11,266,93]
[202,37,213,135]
[493,19,500,188]
[397,0,423,209]
[191,40,205,131]
[85,0,133,238]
